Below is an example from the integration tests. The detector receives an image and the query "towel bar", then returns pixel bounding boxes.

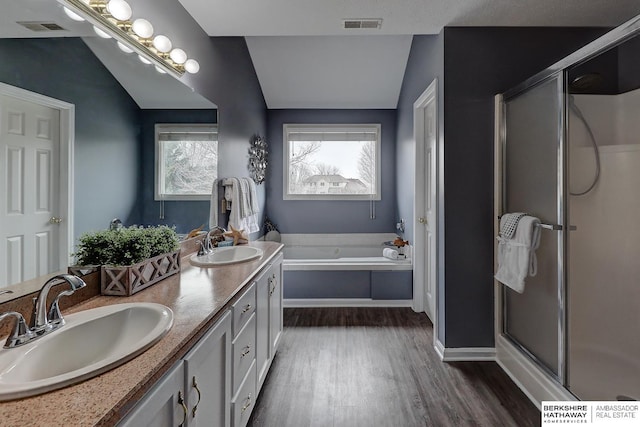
[497,216,576,231]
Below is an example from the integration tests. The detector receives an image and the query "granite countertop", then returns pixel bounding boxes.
[0,241,284,427]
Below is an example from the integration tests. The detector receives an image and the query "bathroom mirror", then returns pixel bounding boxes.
[0,0,217,297]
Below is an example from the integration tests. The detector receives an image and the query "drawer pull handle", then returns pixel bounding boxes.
[241,345,251,358]
[269,277,277,296]
[178,390,188,427]
[241,393,252,413]
[192,376,202,418]
[242,303,252,313]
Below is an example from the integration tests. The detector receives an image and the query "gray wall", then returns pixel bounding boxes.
[0,38,141,242]
[439,27,608,348]
[395,33,445,337]
[265,109,397,233]
[130,0,268,237]
[138,109,217,233]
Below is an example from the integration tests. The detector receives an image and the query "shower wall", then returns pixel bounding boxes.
[568,91,640,401]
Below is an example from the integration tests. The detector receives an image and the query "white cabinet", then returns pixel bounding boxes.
[119,311,232,427]
[268,253,283,357]
[118,361,186,427]
[118,249,283,427]
[256,253,283,392]
[184,311,232,427]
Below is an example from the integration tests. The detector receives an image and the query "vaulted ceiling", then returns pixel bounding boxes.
[3,0,640,109]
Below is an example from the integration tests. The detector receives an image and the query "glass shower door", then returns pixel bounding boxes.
[503,74,564,378]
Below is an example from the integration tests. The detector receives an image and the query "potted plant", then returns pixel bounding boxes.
[74,225,181,296]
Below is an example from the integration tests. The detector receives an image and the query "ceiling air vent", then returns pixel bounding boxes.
[343,19,382,30]
[17,21,67,32]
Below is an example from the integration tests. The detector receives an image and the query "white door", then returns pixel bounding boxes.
[422,97,437,321]
[413,79,438,323]
[0,93,61,287]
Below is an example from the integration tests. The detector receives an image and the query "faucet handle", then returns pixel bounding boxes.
[0,311,35,348]
[47,290,75,328]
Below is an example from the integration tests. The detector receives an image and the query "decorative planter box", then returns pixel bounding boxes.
[100,250,181,296]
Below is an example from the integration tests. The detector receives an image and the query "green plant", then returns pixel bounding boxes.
[75,225,179,266]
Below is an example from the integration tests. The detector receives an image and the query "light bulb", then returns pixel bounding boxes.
[153,35,172,53]
[63,7,84,22]
[132,18,153,39]
[155,66,167,74]
[93,26,111,39]
[169,48,187,64]
[106,0,132,21]
[184,59,200,74]
[117,41,134,53]
[138,55,152,65]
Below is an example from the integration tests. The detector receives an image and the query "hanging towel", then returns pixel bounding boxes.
[495,215,541,293]
[208,178,218,230]
[499,212,527,239]
[228,177,260,234]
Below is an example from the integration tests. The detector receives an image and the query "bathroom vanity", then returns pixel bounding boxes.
[0,241,283,427]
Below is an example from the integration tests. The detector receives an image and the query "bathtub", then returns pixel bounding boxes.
[280,234,413,306]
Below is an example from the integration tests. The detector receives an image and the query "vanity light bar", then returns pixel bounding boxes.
[57,0,188,78]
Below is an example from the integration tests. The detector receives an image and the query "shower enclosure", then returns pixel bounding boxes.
[498,18,640,402]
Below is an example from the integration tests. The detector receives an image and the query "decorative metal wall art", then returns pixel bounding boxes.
[248,134,268,184]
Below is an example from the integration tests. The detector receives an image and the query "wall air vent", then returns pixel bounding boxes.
[17,22,67,32]
[343,19,382,30]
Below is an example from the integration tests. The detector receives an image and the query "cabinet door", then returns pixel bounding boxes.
[184,311,232,427]
[269,254,284,357]
[255,267,271,391]
[118,362,186,427]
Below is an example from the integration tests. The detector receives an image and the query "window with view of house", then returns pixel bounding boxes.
[155,124,218,201]
[283,124,381,200]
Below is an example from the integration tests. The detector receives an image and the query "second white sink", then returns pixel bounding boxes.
[0,302,173,401]
[190,246,263,267]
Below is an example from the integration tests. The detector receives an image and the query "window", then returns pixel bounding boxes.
[283,124,381,200]
[155,124,218,201]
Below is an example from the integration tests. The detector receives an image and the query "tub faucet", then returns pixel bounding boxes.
[30,274,87,333]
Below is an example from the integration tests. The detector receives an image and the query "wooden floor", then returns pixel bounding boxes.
[248,307,540,427]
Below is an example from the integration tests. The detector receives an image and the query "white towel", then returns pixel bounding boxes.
[383,248,399,260]
[495,215,541,293]
[208,178,218,230]
[228,177,260,234]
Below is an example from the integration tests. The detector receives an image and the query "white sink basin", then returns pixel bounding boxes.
[190,246,263,267]
[0,302,173,401]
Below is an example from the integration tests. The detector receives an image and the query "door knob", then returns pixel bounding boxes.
[49,217,63,224]
[418,217,427,224]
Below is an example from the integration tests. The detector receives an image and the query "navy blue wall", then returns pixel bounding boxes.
[438,27,608,348]
[0,38,141,243]
[265,109,397,233]
[138,109,217,233]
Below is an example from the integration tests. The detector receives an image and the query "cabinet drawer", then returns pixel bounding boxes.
[232,282,256,336]
[231,361,257,427]
[232,313,256,394]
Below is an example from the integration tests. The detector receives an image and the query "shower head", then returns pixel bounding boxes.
[569,73,603,92]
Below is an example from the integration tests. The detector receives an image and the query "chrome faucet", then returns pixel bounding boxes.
[31,274,86,332]
[0,274,86,349]
[198,227,227,255]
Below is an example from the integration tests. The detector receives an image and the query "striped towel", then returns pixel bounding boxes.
[499,212,527,239]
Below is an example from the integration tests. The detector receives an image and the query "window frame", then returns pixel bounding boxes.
[154,123,218,201]
[282,123,381,201]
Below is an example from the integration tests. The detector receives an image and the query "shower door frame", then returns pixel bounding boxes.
[499,72,567,385]
[496,14,640,398]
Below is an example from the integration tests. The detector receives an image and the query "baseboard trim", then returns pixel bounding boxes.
[283,298,413,308]
[495,335,576,409]
[434,339,445,360]
[439,346,497,362]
